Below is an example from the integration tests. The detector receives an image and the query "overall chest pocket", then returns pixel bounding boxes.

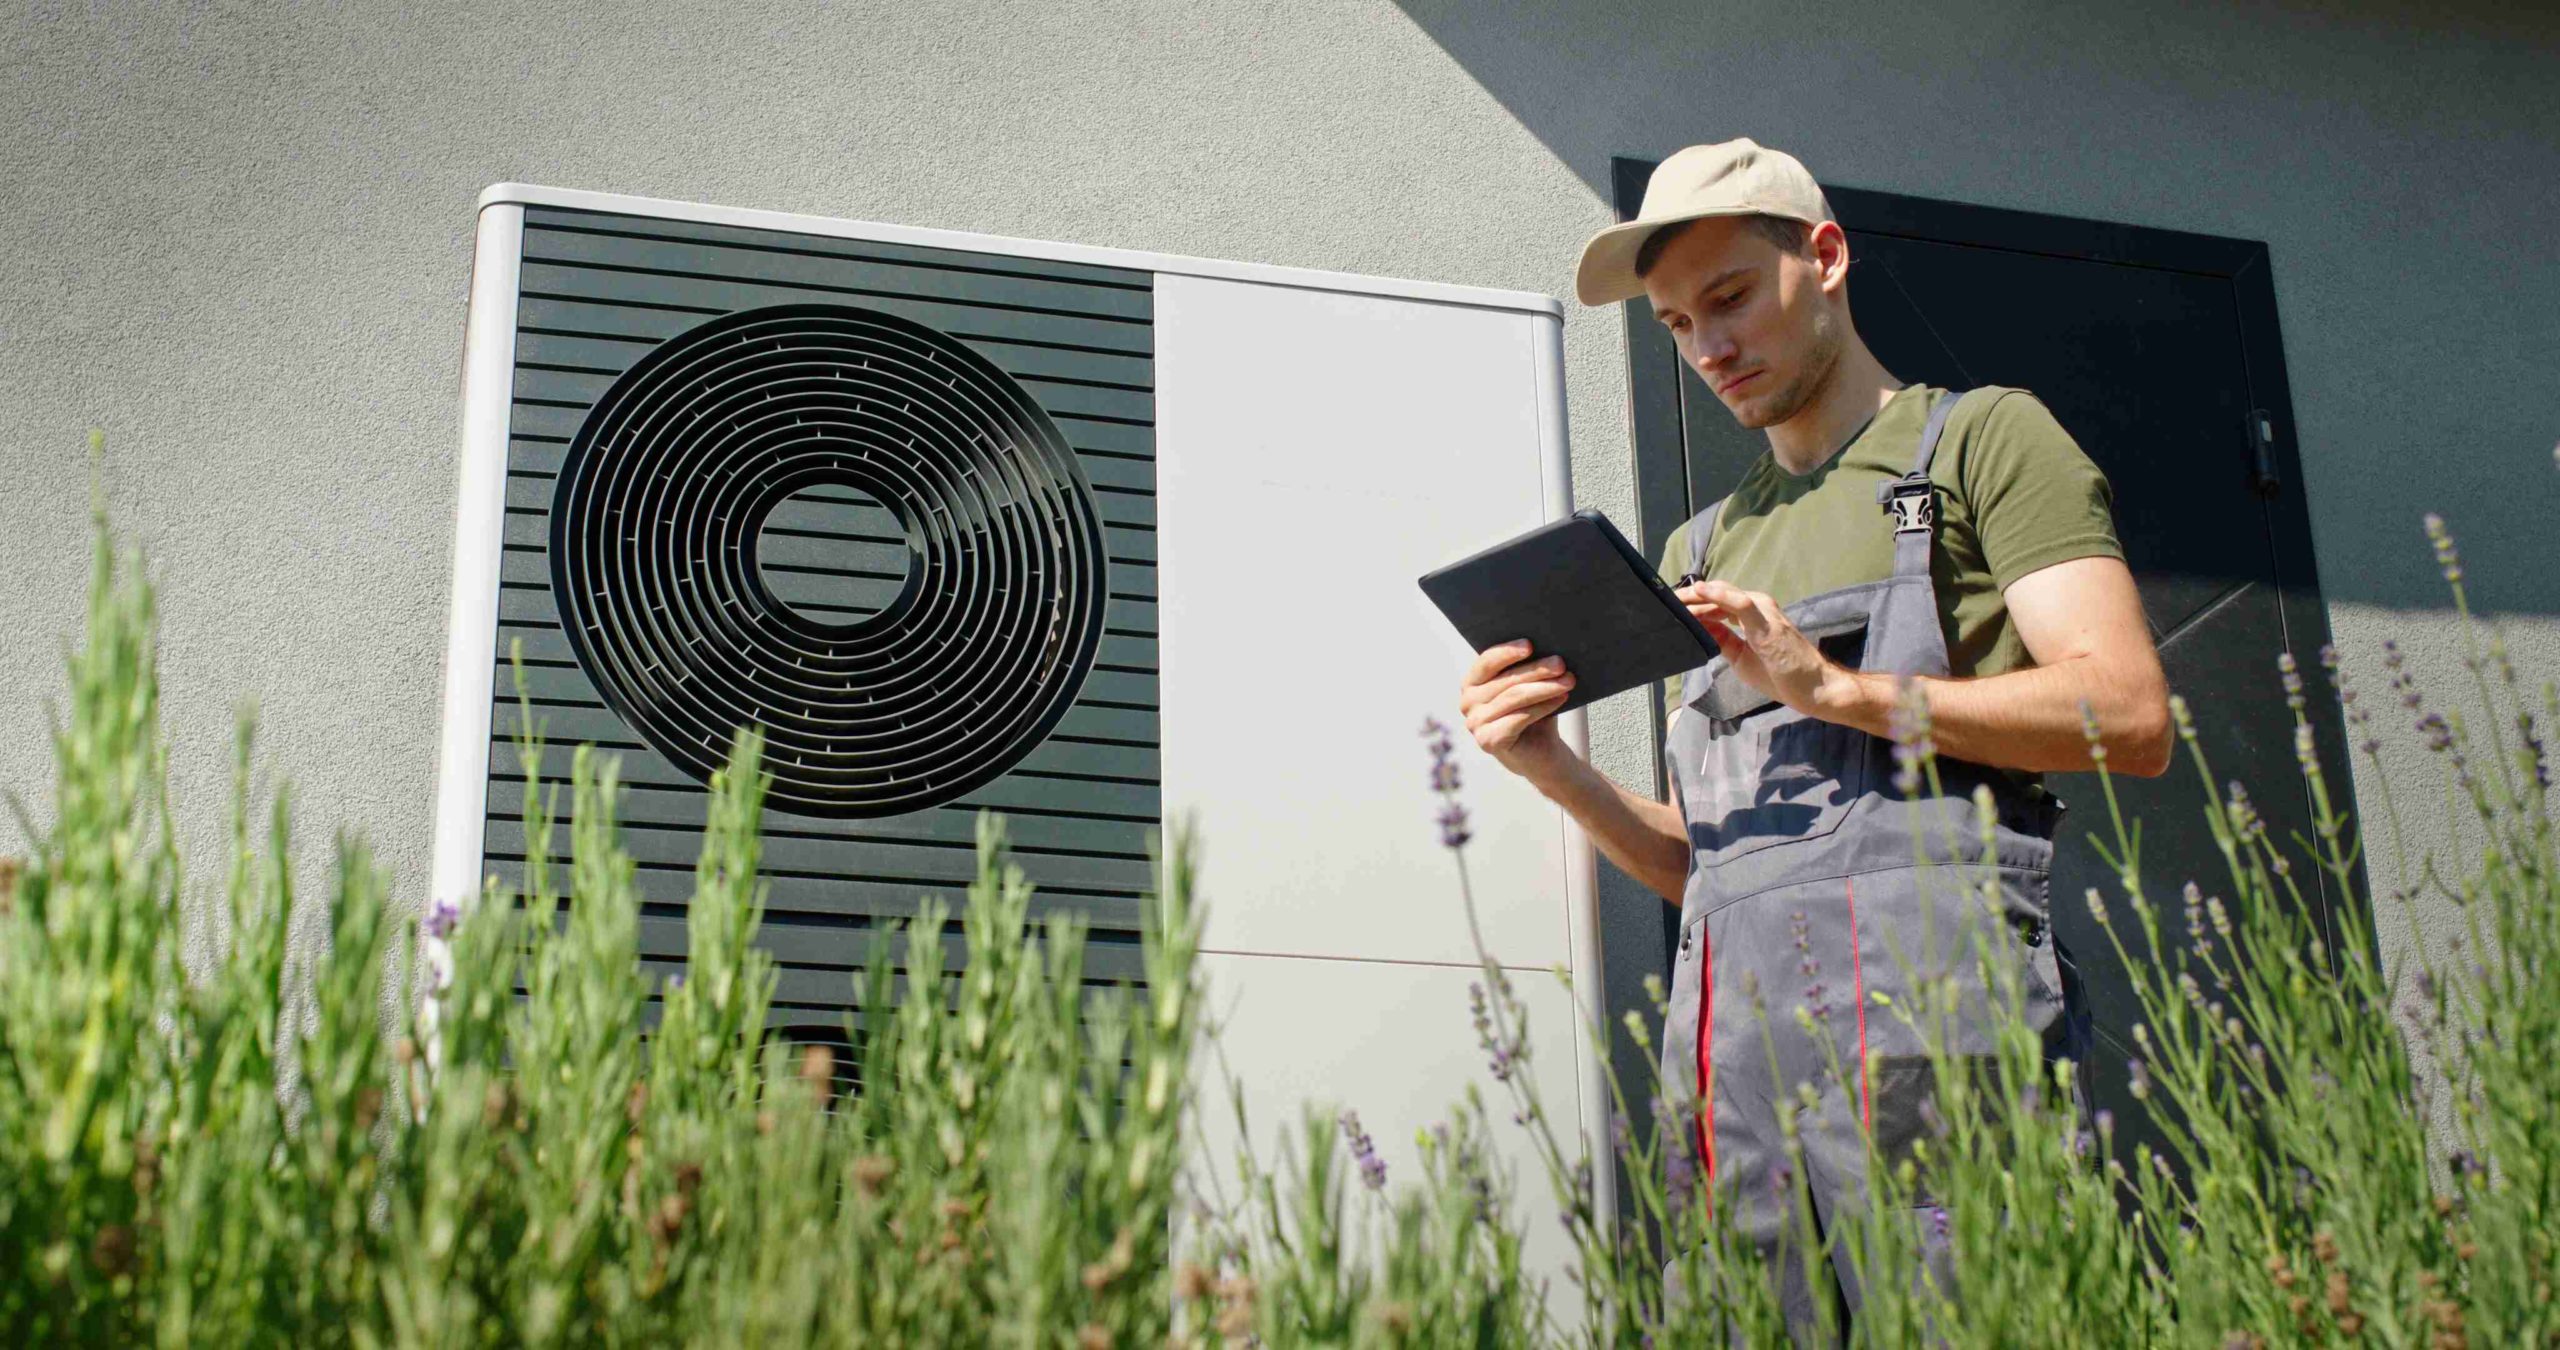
[1677,704,1873,870]
[1669,616,1875,878]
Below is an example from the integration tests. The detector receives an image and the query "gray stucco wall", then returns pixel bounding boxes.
[5,0,2553,1092]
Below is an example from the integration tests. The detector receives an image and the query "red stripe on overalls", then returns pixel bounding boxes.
[1847,877,1872,1132]
[1694,924,1716,1182]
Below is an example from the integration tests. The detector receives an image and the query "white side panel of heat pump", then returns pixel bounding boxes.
[1188,951,1586,1313]
[429,203,527,922]
[1155,275,1573,971]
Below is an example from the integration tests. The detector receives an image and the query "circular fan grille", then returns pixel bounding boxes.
[550,303,1107,818]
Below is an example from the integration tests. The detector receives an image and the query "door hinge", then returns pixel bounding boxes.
[2247,409,2282,498]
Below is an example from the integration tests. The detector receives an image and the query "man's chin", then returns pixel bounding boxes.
[1723,393,1781,430]
[1722,373,1815,429]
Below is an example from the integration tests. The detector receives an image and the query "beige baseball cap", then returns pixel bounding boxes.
[1573,138,1834,307]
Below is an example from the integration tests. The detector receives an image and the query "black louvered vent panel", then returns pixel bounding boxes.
[487,206,1158,1018]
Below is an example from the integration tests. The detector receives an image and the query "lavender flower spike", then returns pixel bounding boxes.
[423,895,464,941]
[1421,716,1462,792]
[1422,716,1472,846]
[2423,512,2463,584]
[1339,1110,1388,1191]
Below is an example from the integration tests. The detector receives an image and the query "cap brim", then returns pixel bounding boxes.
[1571,207,1756,307]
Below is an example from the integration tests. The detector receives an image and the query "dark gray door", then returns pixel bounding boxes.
[1612,161,2362,1164]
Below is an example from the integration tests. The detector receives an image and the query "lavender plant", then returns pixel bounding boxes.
[4,481,2553,1347]
[0,509,1202,1346]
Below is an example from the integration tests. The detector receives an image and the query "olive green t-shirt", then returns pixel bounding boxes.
[1655,384,2121,710]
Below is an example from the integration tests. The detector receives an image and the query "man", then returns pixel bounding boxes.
[1456,140,2171,1333]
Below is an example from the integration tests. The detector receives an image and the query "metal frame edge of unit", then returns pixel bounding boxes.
[476,182,1568,318]
[428,187,1603,1229]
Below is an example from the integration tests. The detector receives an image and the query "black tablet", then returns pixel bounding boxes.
[1417,508,1721,714]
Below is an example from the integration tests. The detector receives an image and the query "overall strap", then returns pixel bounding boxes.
[1674,496,1733,718]
[1677,497,1728,587]
[1878,390,1965,582]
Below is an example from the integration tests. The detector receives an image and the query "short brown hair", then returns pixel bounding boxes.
[1632,214,1816,280]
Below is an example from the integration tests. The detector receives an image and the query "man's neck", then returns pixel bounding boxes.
[1764,344,1903,476]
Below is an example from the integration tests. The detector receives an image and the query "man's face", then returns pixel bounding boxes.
[1642,217,1846,430]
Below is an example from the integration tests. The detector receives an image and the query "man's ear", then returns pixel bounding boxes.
[1811,221,1852,295]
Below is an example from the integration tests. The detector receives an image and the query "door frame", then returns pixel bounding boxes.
[1609,155,2364,960]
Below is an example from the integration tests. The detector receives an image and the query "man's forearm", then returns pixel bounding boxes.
[1519,753,1692,905]
[1818,657,2173,777]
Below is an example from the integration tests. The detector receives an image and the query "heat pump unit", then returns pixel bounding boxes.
[431,183,1610,1263]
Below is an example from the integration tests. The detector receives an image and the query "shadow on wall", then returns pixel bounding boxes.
[1387,0,2560,616]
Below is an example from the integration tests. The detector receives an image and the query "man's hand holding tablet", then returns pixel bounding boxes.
[1455,639,1579,776]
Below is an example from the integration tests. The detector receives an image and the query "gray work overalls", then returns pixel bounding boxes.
[1658,389,2079,1338]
